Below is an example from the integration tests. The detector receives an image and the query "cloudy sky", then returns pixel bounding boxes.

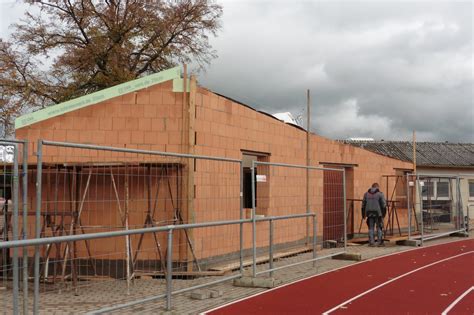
[197,0,473,142]
[1,0,472,142]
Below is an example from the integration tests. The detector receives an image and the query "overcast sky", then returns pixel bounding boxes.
[1,0,472,142]
[197,0,473,142]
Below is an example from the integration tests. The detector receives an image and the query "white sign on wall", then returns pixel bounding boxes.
[0,145,14,163]
[256,175,267,182]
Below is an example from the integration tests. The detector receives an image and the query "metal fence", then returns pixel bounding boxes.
[462,174,474,232]
[0,139,348,314]
[467,205,473,232]
[250,161,346,277]
[0,139,29,315]
[407,174,468,245]
[33,139,245,313]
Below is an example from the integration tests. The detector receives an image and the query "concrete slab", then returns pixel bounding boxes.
[190,290,211,300]
[332,253,362,261]
[233,276,280,288]
[396,239,421,247]
[210,289,223,298]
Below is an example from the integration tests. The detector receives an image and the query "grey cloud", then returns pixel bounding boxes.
[1,1,471,142]
[198,0,473,142]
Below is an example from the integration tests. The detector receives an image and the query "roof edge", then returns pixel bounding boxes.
[15,67,181,129]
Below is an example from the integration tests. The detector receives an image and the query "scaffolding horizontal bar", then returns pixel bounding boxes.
[41,140,242,163]
[0,212,316,249]
[0,139,27,144]
[0,218,250,249]
[255,213,315,222]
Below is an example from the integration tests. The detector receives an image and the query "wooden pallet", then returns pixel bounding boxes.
[349,234,413,244]
[208,246,313,273]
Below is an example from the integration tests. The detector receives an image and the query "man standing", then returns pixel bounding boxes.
[362,183,387,247]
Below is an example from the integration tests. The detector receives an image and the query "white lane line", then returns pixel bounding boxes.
[441,286,474,315]
[322,251,474,315]
[200,238,473,315]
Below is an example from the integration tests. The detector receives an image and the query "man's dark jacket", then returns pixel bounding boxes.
[362,188,387,218]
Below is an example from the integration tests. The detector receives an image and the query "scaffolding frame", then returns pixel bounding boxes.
[2,161,207,293]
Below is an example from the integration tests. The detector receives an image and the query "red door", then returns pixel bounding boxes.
[323,169,344,246]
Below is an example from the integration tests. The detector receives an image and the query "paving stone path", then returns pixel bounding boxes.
[1,234,471,314]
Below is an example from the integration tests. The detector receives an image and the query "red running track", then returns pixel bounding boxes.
[445,287,474,314]
[204,239,474,315]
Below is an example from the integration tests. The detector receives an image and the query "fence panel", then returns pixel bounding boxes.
[0,218,251,313]
[2,140,353,313]
[251,161,346,277]
[0,139,29,315]
[462,175,474,232]
[5,140,245,314]
[408,174,467,244]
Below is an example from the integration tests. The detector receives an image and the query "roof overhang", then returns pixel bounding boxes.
[418,165,474,169]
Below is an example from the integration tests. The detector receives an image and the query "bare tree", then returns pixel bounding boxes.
[0,0,222,135]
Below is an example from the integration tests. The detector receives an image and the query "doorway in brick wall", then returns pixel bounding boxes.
[322,166,354,246]
[241,151,270,217]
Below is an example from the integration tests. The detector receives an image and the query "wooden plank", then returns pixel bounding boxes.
[77,275,114,282]
[347,242,362,246]
[209,246,312,272]
[134,270,225,277]
[346,237,369,243]
[349,234,414,243]
[185,74,197,272]
[385,235,410,242]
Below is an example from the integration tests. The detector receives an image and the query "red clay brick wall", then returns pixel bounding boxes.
[192,88,310,257]
[192,87,413,257]
[15,81,188,263]
[16,80,183,162]
[17,167,179,262]
[312,135,412,235]
[15,79,413,263]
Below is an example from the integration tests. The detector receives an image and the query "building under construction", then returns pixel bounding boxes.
[2,67,416,287]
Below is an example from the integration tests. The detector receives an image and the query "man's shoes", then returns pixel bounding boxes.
[368,243,375,247]
[377,243,385,247]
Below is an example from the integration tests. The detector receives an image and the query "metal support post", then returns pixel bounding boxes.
[343,169,347,250]
[269,219,274,277]
[417,175,424,246]
[166,229,173,311]
[312,214,317,267]
[407,175,411,239]
[468,204,471,231]
[456,177,463,230]
[12,144,19,315]
[467,205,471,232]
[306,89,311,246]
[22,143,28,315]
[251,162,257,278]
[34,140,43,314]
[239,161,244,274]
